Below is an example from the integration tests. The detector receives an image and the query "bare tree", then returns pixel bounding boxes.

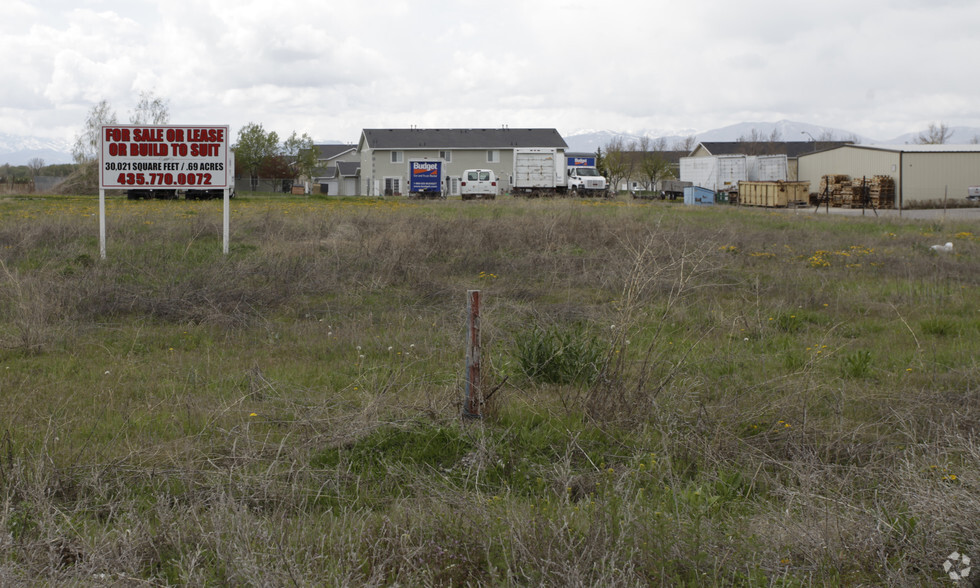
[603,137,629,194]
[130,90,170,125]
[736,129,762,154]
[639,137,672,192]
[673,135,698,153]
[915,122,952,145]
[27,158,45,181]
[72,99,117,164]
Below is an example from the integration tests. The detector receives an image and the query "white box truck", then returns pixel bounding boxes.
[513,148,566,196]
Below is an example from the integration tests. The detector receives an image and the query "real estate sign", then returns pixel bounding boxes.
[100,125,230,190]
[97,124,232,259]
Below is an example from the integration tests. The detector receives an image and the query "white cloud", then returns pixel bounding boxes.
[2,0,980,145]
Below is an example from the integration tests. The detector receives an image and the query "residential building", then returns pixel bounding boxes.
[357,128,568,196]
[310,144,358,196]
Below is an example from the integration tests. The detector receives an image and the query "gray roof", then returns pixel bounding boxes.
[316,144,356,160]
[361,128,568,150]
[314,166,336,179]
[337,161,360,177]
[826,144,980,154]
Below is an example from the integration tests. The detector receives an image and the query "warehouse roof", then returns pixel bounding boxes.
[696,141,854,158]
[829,144,980,154]
[360,128,568,150]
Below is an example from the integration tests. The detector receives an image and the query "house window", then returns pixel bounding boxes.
[390,151,403,164]
[487,150,499,163]
[439,150,452,163]
[384,177,401,196]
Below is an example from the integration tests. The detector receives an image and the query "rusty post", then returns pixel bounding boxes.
[463,290,482,419]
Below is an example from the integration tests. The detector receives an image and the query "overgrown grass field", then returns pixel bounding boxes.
[1,194,978,585]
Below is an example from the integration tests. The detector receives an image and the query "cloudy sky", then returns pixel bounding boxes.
[4,0,980,145]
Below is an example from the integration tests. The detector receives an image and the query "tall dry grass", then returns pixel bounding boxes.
[0,196,978,584]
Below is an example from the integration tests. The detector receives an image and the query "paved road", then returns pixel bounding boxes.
[777,205,980,221]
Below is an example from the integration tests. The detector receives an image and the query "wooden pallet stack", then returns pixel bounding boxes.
[817,175,850,206]
[868,175,895,208]
[846,176,896,208]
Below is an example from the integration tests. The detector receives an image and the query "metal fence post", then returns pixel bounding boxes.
[463,290,482,419]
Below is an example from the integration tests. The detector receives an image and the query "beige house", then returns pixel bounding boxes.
[357,128,568,196]
[798,144,980,207]
[311,144,359,196]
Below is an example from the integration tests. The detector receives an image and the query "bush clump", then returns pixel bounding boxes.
[513,323,606,385]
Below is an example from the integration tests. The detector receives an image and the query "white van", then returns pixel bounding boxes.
[460,169,498,200]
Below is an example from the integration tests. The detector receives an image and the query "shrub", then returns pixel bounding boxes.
[841,349,873,378]
[513,324,605,385]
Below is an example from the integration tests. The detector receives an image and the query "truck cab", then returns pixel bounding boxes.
[565,155,608,195]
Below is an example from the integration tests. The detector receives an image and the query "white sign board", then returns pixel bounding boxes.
[100,125,230,190]
[97,124,232,259]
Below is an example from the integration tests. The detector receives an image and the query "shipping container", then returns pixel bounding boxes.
[680,155,747,192]
[754,155,788,182]
[738,181,810,207]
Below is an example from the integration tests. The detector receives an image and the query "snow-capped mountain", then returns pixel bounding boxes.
[563,120,980,153]
[564,120,871,153]
[883,126,980,145]
[0,133,74,166]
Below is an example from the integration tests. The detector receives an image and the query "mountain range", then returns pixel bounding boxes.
[561,120,980,153]
[4,121,980,166]
[0,133,75,166]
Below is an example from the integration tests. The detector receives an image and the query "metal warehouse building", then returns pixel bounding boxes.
[798,144,980,208]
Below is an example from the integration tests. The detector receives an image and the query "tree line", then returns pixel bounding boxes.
[599,135,696,193]
[66,92,320,193]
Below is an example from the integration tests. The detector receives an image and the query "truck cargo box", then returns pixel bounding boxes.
[513,148,566,194]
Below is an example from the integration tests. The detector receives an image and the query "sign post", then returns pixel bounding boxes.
[99,188,106,259]
[98,124,231,258]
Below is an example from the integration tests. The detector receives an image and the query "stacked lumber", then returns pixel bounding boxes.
[816,174,896,208]
[817,175,850,206]
[847,176,896,208]
[868,175,895,208]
